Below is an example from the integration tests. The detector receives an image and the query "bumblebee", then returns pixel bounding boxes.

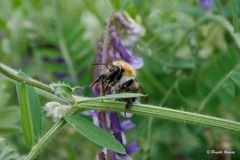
[90,60,144,117]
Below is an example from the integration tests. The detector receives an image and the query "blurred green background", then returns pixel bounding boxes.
[0,0,240,159]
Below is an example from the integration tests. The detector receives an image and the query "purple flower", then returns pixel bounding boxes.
[89,12,143,160]
[114,13,132,30]
[121,120,136,131]
[110,112,122,133]
[126,141,141,154]
[111,25,144,69]
[98,151,106,160]
[53,72,67,79]
[200,0,214,10]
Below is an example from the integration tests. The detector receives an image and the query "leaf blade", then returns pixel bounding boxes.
[230,71,240,88]
[16,83,34,146]
[64,115,126,154]
[27,86,43,139]
[76,93,146,103]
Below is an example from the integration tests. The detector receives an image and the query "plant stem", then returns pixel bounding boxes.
[198,74,230,113]
[145,79,177,158]
[78,101,240,132]
[2,62,240,135]
[25,119,66,160]
[0,63,53,93]
[102,14,113,64]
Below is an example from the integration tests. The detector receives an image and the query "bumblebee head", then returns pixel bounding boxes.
[107,64,122,77]
[112,60,136,77]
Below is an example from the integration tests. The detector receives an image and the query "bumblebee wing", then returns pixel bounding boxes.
[135,79,148,104]
[73,86,92,97]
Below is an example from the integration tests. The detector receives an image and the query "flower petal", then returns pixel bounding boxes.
[110,150,117,160]
[121,132,127,145]
[200,0,214,10]
[111,30,143,69]
[110,112,122,132]
[121,120,135,131]
[128,54,144,69]
[113,132,123,144]
[117,154,133,160]
[97,151,106,160]
[126,141,141,155]
[98,111,108,130]
[114,13,132,30]
[82,110,95,116]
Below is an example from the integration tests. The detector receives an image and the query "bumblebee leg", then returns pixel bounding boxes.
[90,75,104,87]
[124,99,133,119]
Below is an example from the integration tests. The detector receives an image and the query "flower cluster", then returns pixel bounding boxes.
[87,12,144,160]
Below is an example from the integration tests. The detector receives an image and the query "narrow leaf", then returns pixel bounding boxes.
[76,93,146,103]
[64,115,126,154]
[0,107,20,133]
[16,79,43,144]
[27,86,43,138]
[78,101,240,132]
[230,71,240,88]
[16,83,34,146]
[167,57,196,69]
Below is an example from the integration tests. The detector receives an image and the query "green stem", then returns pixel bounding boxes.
[145,79,177,160]
[146,80,177,146]
[35,89,67,104]
[78,101,240,132]
[0,63,53,93]
[25,119,66,160]
[102,14,113,64]
[198,73,230,112]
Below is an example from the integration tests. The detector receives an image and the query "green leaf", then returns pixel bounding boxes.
[16,83,43,146]
[222,80,235,98]
[33,48,61,59]
[167,57,196,69]
[0,137,23,160]
[16,83,34,146]
[111,0,121,9]
[64,115,126,154]
[230,71,240,88]
[75,93,146,103]
[0,107,20,133]
[50,82,73,100]
[27,86,43,138]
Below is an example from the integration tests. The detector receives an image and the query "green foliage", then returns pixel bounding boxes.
[230,71,240,88]
[0,137,25,160]
[0,0,240,159]
[74,93,146,103]
[0,107,19,133]
[16,83,42,146]
[64,115,126,154]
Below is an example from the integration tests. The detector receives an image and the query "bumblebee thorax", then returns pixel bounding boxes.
[112,60,136,77]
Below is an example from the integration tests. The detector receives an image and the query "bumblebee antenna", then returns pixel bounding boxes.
[93,63,109,69]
